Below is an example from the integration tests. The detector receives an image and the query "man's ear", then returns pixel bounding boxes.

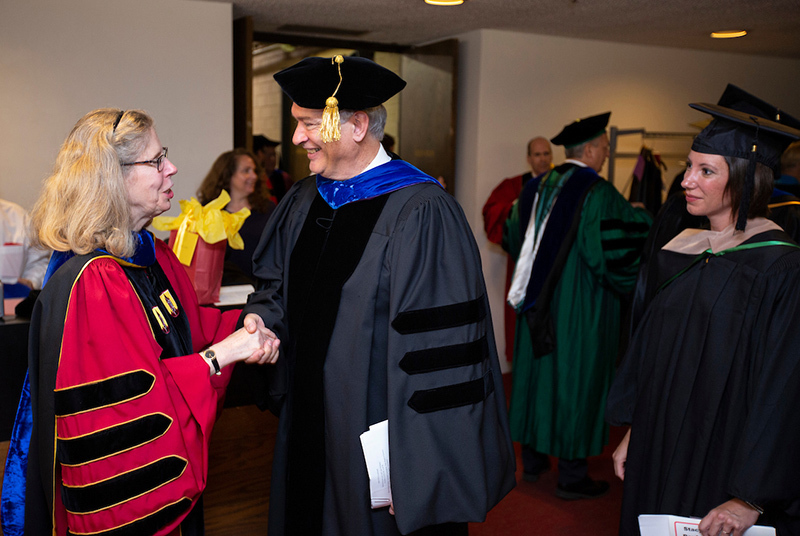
[351,111,370,142]
[583,141,595,160]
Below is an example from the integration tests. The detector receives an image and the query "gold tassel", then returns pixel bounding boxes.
[320,55,345,143]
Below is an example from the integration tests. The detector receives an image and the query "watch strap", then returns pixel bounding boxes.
[202,349,222,376]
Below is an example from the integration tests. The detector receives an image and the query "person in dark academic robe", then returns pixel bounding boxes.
[253,134,293,203]
[0,109,279,536]
[607,91,800,536]
[242,55,516,536]
[628,186,800,338]
[628,84,800,338]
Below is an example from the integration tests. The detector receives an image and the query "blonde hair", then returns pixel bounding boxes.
[30,109,154,257]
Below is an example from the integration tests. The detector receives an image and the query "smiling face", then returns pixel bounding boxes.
[682,150,733,231]
[291,103,362,180]
[229,154,258,198]
[125,129,177,231]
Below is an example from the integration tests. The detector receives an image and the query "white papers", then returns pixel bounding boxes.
[639,515,775,536]
[359,420,392,509]
[214,284,255,306]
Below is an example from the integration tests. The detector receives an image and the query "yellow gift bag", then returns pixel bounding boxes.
[153,190,249,304]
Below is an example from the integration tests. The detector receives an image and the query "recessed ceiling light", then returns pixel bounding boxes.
[425,0,464,5]
[711,30,747,39]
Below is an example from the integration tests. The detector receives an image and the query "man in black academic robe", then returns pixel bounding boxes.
[243,55,515,536]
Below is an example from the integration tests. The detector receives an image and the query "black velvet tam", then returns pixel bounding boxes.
[273,55,406,110]
[690,102,800,170]
[550,111,611,148]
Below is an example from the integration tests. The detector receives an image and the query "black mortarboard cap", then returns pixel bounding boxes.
[690,99,800,230]
[551,112,611,148]
[273,55,406,111]
[253,135,280,151]
[274,55,405,143]
[716,84,800,130]
[690,102,800,172]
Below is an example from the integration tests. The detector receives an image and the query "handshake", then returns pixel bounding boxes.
[200,313,280,375]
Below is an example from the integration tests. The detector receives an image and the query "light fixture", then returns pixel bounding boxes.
[424,0,464,5]
[710,30,747,39]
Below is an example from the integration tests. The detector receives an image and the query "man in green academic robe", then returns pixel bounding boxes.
[505,112,651,499]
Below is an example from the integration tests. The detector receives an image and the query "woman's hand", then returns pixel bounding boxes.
[612,428,631,481]
[698,498,760,536]
[204,313,280,372]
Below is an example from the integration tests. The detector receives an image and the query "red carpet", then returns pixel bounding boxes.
[469,374,624,535]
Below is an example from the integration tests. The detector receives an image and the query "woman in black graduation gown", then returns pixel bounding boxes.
[607,98,800,536]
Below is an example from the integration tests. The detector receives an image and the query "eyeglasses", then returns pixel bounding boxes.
[121,147,168,172]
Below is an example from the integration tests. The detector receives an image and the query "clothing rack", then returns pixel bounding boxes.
[608,126,697,186]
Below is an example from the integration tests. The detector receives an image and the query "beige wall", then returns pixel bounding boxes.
[456,29,800,370]
[0,0,233,218]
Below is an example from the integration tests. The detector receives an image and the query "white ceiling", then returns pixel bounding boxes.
[210,0,800,58]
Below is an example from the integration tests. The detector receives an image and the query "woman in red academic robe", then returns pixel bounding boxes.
[9,109,279,536]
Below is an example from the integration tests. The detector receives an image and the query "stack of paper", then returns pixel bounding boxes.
[214,284,255,306]
[359,420,392,509]
[639,514,775,536]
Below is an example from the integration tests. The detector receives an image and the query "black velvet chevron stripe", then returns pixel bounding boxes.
[57,414,171,466]
[391,297,486,335]
[399,337,488,375]
[66,498,192,536]
[62,456,188,513]
[600,219,651,233]
[601,236,647,251]
[606,250,644,271]
[54,370,155,417]
[407,370,495,413]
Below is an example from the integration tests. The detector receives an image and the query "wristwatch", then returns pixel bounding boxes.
[202,349,222,376]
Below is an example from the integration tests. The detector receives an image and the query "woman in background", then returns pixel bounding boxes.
[197,148,276,285]
[4,108,279,536]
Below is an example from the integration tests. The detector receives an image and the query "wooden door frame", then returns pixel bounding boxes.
[233,17,253,149]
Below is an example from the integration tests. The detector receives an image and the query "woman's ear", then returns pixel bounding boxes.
[351,111,370,143]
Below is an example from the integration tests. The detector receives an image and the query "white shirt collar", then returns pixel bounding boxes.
[363,143,392,174]
[563,159,588,168]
